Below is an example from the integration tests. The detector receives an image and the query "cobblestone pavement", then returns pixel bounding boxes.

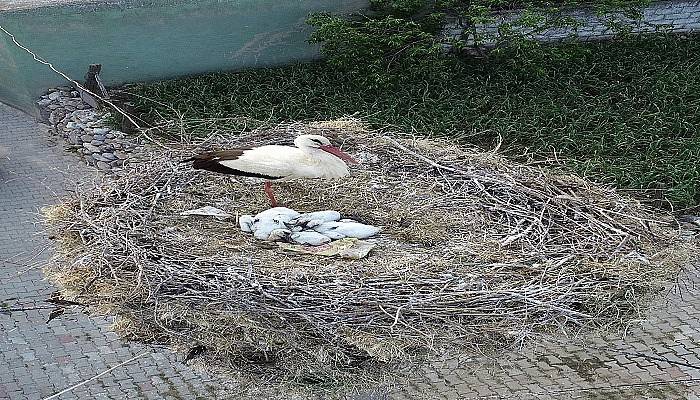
[0,103,232,400]
[393,262,700,399]
[2,102,699,400]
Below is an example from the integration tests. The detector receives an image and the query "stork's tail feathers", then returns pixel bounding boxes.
[179,155,213,171]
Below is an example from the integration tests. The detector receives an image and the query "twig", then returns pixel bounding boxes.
[0,25,142,131]
[42,352,149,400]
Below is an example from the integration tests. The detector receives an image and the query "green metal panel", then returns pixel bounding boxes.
[0,0,366,112]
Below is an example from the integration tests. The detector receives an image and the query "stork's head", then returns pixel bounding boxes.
[295,135,358,164]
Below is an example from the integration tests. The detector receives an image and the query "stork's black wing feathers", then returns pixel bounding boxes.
[180,148,283,180]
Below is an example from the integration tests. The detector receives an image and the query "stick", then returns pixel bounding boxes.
[42,352,149,400]
[383,135,467,175]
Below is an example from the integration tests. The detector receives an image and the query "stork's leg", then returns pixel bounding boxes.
[264,181,278,207]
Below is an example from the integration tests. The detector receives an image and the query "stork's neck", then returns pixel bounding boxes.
[299,146,350,177]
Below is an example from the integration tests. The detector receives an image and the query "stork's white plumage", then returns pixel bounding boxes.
[182,135,357,206]
[313,221,382,239]
[289,210,342,228]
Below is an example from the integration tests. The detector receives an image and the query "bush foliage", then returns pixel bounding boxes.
[132,35,700,208]
[307,0,650,87]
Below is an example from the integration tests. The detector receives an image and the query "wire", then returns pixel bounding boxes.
[0,24,142,130]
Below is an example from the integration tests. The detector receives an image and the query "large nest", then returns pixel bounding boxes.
[44,119,691,388]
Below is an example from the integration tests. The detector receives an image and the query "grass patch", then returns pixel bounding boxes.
[130,34,700,208]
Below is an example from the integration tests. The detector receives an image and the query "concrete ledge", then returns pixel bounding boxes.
[1,0,102,11]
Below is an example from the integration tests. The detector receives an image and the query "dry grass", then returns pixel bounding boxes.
[43,118,692,394]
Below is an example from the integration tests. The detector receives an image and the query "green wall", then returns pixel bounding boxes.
[0,0,366,112]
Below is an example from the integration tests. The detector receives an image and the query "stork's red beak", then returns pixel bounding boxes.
[319,145,358,164]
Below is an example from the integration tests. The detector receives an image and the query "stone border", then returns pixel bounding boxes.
[37,87,142,173]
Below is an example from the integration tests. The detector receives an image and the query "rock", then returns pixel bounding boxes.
[60,97,79,106]
[679,215,700,230]
[96,161,111,171]
[72,110,95,123]
[92,127,110,135]
[92,153,109,162]
[83,143,100,153]
[106,133,115,139]
[99,144,114,152]
[48,104,59,110]
[37,98,52,107]
[48,92,60,101]
[114,151,129,160]
[67,131,80,145]
[102,152,117,161]
[110,159,124,167]
[81,134,93,142]
[93,135,106,142]
[76,104,90,110]
[90,139,104,146]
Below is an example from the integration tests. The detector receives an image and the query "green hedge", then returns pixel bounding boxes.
[132,35,700,208]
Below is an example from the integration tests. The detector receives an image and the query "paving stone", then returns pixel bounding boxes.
[6,59,700,399]
[0,103,229,399]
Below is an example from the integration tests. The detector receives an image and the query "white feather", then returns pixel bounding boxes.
[268,229,291,242]
[313,221,381,239]
[290,231,332,246]
[323,230,347,240]
[290,210,341,226]
[239,215,254,233]
[253,207,300,222]
[219,145,350,179]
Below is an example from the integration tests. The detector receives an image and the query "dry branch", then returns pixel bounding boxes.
[42,118,693,389]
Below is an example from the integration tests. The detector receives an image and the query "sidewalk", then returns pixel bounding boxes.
[0,103,228,400]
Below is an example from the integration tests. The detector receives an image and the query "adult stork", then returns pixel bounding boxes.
[181,135,357,206]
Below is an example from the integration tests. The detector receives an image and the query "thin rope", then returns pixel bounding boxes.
[0,24,142,130]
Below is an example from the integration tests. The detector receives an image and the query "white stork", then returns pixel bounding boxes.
[182,135,357,206]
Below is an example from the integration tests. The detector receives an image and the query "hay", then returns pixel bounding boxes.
[43,118,691,388]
